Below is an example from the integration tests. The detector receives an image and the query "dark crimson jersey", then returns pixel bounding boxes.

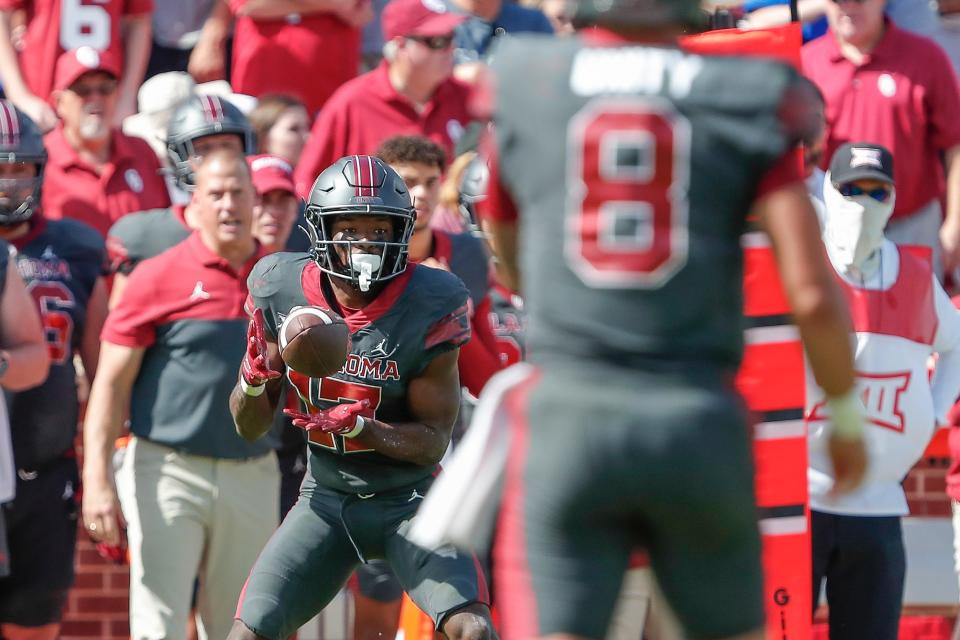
[248,254,470,494]
[7,218,104,468]
[485,33,808,372]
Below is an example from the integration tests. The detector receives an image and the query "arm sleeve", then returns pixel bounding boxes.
[423,290,472,364]
[100,266,160,347]
[932,279,960,423]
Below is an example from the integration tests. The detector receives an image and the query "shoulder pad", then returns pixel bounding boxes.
[248,252,310,299]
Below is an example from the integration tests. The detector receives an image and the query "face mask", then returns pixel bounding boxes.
[351,253,382,292]
[822,176,895,277]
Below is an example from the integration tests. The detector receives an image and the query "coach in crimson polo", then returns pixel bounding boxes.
[294,0,471,197]
[82,149,278,640]
[42,47,170,238]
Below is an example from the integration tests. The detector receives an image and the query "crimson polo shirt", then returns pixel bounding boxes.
[294,62,472,196]
[42,125,171,238]
[803,21,960,220]
[102,233,272,458]
[229,0,359,117]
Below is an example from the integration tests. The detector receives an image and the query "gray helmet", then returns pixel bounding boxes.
[166,94,255,191]
[458,155,488,233]
[573,0,707,30]
[304,155,416,292]
[0,100,46,226]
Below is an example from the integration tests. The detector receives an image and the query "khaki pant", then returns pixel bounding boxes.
[116,437,279,640]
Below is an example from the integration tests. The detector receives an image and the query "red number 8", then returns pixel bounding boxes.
[566,99,691,289]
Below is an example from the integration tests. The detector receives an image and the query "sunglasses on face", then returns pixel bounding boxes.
[407,35,455,50]
[838,183,892,202]
[69,81,118,98]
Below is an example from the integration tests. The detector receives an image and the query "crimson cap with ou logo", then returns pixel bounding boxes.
[248,154,296,196]
[53,46,121,93]
[381,0,466,41]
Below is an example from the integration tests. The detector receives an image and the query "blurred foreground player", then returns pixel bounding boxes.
[479,2,868,638]
[228,155,494,640]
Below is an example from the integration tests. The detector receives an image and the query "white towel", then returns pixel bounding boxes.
[410,363,533,552]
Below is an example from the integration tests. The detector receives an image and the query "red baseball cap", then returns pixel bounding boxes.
[248,155,296,196]
[53,46,121,93]
[382,0,465,41]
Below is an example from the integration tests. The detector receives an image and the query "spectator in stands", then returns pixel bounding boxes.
[294,0,470,196]
[147,0,220,79]
[42,48,170,238]
[248,94,311,170]
[82,150,279,640]
[810,143,960,640]
[191,0,371,117]
[448,0,552,66]
[249,154,298,254]
[803,0,960,279]
[0,102,107,640]
[0,0,152,131]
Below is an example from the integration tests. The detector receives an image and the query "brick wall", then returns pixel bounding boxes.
[61,532,129,640]
[906,456,953,517]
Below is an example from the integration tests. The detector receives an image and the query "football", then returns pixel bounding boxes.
[279,306,350,378]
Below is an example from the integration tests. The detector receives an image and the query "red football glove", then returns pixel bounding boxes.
[284,399,370,434]
[96,541,127,565]
[241,308,282,386]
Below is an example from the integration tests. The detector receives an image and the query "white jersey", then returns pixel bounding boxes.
[807,241,960,515]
